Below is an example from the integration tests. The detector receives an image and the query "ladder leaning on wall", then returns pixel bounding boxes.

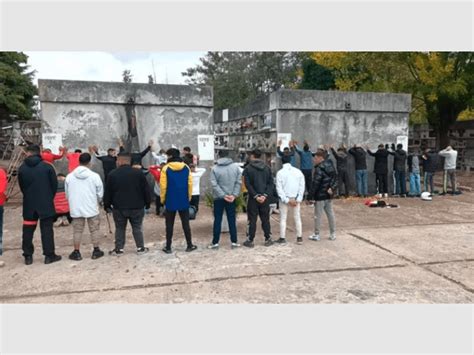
[6,144,27,199]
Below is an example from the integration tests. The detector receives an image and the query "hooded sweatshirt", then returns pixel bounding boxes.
[18,155,58,220]
[66,152,81,173]
[276,163,305,203]
[0,168,7,206]
[160,158,192,211]
[41,151,64,164]
[243,159,274,199]
[438,149,458,170]
[390,148,407,172]
[65,166,104,218]
[349,147,367,170]
[210,157,242,199]
[331,148,348,171]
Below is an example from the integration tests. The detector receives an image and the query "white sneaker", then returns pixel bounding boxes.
[329,234,336,241]
[376,194,382,198]
[207,243,219,249]
[308,234,321,241]
[231,243,240,249]
[383,193,388,198]
[54,220,62,228]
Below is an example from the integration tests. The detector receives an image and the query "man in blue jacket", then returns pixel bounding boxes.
[294,140,314,197]
[160,148,197,253]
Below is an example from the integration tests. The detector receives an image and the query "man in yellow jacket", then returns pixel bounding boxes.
[160,148,197,253]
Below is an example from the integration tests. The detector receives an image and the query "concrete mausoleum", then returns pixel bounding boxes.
[38,79,214,183]
[214,89,412,194]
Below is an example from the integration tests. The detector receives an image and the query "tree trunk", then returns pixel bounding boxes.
[438,127,450,150]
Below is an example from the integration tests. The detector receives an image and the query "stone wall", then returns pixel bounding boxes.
[215,89,412,195]
[38,79,214,192]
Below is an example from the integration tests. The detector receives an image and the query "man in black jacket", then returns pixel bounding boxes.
[104,152,151,256]
[368,144,390,197]
[18,144,62,265]
[330,144,349,197]
[421,149,438,193]
[308,151,338,241]
[389,144,408,196]
[89,138,124,184]
[242,149,274,247]
[348,144,368,197]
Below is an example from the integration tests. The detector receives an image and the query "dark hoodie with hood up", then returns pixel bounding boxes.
[389,148,408,172]
[242,159,274,199]
[18,154,58,220]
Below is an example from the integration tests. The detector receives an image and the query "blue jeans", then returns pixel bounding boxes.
[409,172,421,196]
[394,170,407,195]
[0,205,3,256]
[355,170,368,196]
[213,199,237,244]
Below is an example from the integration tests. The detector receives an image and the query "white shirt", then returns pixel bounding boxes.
[276,163,305,204]
[151,151,168,165]
[191,168,206,196]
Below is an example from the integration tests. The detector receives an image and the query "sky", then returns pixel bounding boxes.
[24,52,206,85]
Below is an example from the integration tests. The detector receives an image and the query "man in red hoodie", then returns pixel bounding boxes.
[41,147,65,165]
[0,165,7,257]
[64,148,82,173]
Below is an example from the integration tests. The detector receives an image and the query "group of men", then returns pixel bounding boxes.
[0,136,459,266]
[277,140,459,198]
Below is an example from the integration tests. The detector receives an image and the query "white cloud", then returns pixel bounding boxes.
[25,51,206,85]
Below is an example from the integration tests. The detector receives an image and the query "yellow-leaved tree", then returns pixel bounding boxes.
[311,52,474,148]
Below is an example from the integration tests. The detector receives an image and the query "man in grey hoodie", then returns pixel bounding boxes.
[208,150,242,249]
[438,146,458,195]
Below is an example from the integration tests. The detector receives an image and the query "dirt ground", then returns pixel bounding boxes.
[0,189,473,304]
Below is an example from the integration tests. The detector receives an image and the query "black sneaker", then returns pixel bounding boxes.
[275,238,287,244]
[296,237,303,245]
[24,255,33,265]
[68,250,82,261]
[109,248,124,256]
[243,239,254,248]
[186,245,197,252]
[44,254,62,264]
[137,247,149,255]
[162,247,172,254]
[264,238,274,246]
[91,248,104,260]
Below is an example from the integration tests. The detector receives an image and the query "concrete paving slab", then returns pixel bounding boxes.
[6,265,472,304]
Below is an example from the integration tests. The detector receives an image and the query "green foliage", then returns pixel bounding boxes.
[0,52,37,120]
[312,52,474,146]
[204,191,246,213]
[298,56,335,90]
[182,52,301,110]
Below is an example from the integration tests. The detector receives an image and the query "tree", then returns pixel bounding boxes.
[298,55,335,90]
[0,52,37,121]
[122,69,133,83]
[182,52,301,110]
[312,52,474,148]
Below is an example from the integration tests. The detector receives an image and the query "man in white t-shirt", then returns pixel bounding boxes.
[183,153,205,218]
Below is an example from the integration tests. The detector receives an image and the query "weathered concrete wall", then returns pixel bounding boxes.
[214,89,411,194]
[39,79,214,193]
